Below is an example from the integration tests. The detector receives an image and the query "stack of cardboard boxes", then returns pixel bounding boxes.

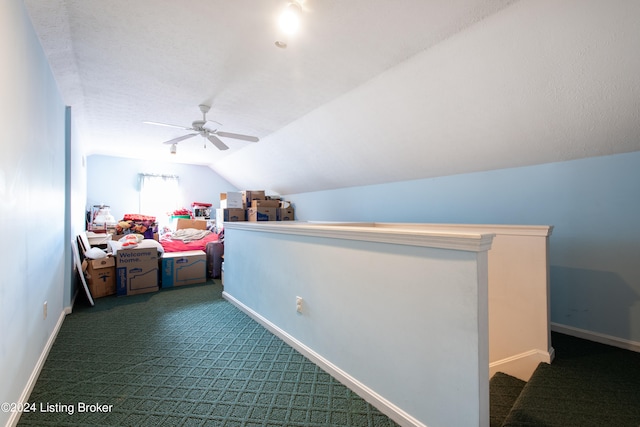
[114,246,207,297]
[217,190,294,225]
[81,247,161,299]
[115,220,208,296]
[82,217,209,299]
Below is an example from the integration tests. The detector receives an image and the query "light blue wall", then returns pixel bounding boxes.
[285,151,640,344]
[0,1,69,424]
[86,155,238,223]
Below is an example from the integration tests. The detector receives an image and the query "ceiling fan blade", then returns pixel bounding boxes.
[215,131,259,142]
[162,133,198,145]
[144,121,192,131]
[204,119,223,129]
[207,135,229,151]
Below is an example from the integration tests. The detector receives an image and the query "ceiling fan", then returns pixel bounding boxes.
[144,104,259,152]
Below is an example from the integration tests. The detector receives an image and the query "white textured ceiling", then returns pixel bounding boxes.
[24,0,640,194]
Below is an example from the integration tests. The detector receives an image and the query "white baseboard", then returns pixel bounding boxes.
[551,322,640,353]
[7,310,67,427]
[222,291,427,427]
[489,347,554,382]
[68,287,79,313]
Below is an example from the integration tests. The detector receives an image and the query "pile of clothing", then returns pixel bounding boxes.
[115,214,158,240]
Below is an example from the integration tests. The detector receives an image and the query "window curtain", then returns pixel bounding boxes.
[139,174,179,225]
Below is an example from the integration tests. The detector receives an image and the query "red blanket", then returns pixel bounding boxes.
[160,231,221,252]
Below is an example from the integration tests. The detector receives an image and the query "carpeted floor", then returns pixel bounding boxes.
[22,280,640,426]
[18,281,399,427]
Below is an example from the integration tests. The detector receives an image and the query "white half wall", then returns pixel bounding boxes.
[223,222,492,427]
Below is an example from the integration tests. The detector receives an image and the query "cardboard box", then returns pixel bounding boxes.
[216,208,246,223]
[116,248,159,296]
[161,250,207,288]
[241,190,265,207]
[251,199,281,208]
[220,192,244,209]
[248,207,277,221]
[277,207,295,221]
[83,257,116,298]
[176,218,208,230]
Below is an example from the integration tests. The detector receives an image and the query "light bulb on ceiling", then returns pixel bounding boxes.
[278,2,301,36]
[170,143,177,155]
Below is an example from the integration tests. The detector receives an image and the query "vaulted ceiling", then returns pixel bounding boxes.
[24,0,640,195]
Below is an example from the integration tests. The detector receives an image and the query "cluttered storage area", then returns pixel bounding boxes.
[77,190,294,304]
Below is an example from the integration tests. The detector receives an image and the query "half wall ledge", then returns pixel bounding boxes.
[223,221,495,252]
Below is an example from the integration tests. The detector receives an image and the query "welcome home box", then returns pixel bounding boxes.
[161,250,206,288]
[116,248,159,296]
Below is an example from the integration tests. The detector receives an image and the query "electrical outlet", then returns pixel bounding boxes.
[43,301,48,319]
[296,296,303,313]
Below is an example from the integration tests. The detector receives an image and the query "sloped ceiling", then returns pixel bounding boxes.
[24,0,640,195]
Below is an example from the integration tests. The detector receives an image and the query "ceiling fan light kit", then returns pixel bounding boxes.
[279,2,302,35]
[145,104,259,153]
[275,1,302,49]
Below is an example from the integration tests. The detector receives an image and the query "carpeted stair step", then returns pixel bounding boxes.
[501,358,640,427]
[490,372,526,427]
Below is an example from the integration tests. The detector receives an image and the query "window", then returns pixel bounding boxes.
[139,173,179,225]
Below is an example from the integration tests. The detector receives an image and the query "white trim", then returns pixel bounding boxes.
[223,291,428,427]
[68,287,80,313]
[7,310,67,427]
[306,221,553,237]
[489,347,554,382]
[223,222,494,252]
[551,323,640,353]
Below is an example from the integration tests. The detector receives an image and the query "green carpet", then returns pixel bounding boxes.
[18,282,399,426]
[490,372,525,427]
[500,333,640,427]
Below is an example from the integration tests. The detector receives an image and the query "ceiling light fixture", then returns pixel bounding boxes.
[275,1,302,48]
[278,1,301,35]
[170,143,177,155]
